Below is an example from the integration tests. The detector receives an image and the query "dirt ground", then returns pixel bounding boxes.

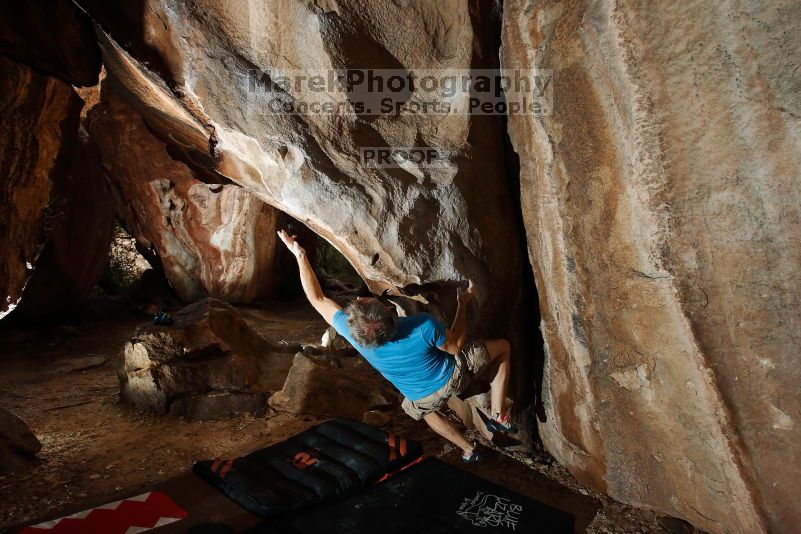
[0,297,696,533]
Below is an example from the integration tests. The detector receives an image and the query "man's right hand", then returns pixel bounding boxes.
[277,229,305,258]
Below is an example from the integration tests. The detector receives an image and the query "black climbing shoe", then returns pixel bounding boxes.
[485,415,519,434]
[461,447,483,464]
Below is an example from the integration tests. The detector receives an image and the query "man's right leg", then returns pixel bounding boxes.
[423,410,474,455]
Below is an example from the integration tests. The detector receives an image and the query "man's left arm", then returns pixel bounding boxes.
[277,230,342,325]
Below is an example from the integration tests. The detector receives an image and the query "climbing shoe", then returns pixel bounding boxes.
[461,446,483,464]
[484,414,519,434]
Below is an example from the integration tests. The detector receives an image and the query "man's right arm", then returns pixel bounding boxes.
[438,280,475,355]
[277,230,341,325]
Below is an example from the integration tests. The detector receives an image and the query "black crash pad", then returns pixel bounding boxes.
[193,418,422,517]
[257,457,575,534]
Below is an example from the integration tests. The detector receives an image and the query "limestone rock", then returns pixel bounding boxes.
[86,85,281,303]
[119,298,299,419]
[79,0,526,339]
[0,408,41,474]
[269,352,399,418]
[0,56,82,320]
[502,1,801,532]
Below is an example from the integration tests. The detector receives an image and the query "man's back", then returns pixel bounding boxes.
[332,311,455,400]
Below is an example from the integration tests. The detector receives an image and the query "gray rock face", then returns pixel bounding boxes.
[0,408,41,474]
[502,1,801,532]
[119,298,299,419]
[268,351,398,419]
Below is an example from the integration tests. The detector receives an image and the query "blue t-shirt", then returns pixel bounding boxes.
[332,310,455,401]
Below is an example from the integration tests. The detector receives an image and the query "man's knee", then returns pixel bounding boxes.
[484,338,510,362]
[422,410,445,428]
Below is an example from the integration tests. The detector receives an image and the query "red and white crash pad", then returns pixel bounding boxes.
[20,491,187,534]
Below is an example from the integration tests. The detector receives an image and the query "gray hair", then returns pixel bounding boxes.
[345,298,397,348]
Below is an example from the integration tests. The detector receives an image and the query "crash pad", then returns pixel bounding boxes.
[259,457,575,533]
[193,418,422,517]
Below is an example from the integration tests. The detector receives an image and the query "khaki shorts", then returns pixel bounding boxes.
[401,340,491,420]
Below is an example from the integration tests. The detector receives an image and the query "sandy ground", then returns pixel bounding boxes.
[0,298,696,533]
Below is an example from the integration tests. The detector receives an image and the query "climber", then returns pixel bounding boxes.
[278,229,516,463]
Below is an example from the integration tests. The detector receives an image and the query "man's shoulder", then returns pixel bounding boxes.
[400,312,435,326]
[331,309,350,333]
[399,313,443,336]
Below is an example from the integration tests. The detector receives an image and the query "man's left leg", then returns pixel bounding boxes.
[422,411,474,454]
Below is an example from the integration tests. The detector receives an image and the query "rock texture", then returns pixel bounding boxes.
[268,351,398,418]
[502,1,801,532]
[12,131,115,320]
[3,1,797,532]
[78,0,525,337]
[0,0,101,86]
[119,298,299,420]
[0,407,41,474]
[87,86,281,303]
[0,56,82,319]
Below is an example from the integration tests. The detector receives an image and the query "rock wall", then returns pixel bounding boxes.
[0,0,101,87]
[77,0,526,339]
[12,130,114,320]
[502,1,801,532]
[2,1,799,531]
[0,56,83,319]
[87,85,281,303]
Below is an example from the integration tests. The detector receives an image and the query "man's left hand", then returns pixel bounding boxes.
[277,229,305,258]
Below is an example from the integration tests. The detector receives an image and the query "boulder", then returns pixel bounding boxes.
[502,1,801,532]
[269,352,398,418]
[319,326,354,352]
[362,410,392,428]
[0,56,82,320]
[86,85,282,303]
[119,298,300,419]
[77,0,527,340]
[11,130,115,320]
[0,408,41,474]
